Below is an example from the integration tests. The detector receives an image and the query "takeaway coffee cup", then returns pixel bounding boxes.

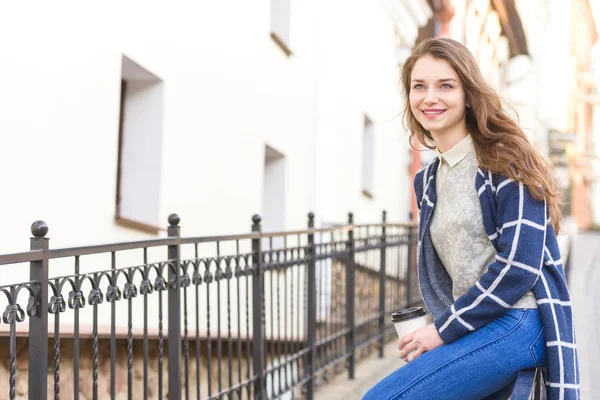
[391,307,427,361]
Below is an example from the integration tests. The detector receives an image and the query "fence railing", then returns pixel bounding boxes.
[0,211,419,399]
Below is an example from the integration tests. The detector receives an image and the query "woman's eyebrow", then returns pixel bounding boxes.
[411,78,457,83]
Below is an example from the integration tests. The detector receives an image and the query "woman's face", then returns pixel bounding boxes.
[409,55,467,136]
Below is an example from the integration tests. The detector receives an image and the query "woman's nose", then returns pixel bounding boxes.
[424,89,438,104]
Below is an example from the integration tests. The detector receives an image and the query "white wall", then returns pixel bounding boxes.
[312,0,411,226]
[0,1,413,334]
[0,2,316,252]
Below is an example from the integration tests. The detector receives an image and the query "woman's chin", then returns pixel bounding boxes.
[420,122,444,132]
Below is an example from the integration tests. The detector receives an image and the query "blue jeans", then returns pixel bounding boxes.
[362,309,546,400]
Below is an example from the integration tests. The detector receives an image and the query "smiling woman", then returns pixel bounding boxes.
[362,38,579,400]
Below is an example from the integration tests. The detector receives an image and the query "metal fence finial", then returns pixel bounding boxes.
[31,220,48,238]
[168,214,180,226]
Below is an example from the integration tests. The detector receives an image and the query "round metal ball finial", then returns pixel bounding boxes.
[252,214,262,225]
[308,212,315,228]
[168,214,180,226]
[31,221,48,238]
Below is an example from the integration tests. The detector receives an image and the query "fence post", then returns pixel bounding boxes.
[305,212,317,400]
[406,212,414,306]
[29,221,49,399]
[167,214,182,400]
[378,210,387,358]
[251,215,265,399]
[345,212,355,379]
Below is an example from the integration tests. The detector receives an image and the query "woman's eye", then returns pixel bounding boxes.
[441,83,453,89]
[413,84,424,90]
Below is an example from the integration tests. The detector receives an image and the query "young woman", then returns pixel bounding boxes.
[363,38,578,400]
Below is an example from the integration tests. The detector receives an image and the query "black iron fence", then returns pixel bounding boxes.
[0,211,419,399]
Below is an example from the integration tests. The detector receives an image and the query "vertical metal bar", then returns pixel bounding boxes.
[143,249,149,400]
[317,234,324,378]
[53,278,61,400]
[362,228,366,356]
[111,252,117,399]
[251,215,265,399]
[184,268,189,400]
[289,246,296,387]
[168,214,182,400]
[283,235,290,392]
[207,258,213,398]
[305,213,317,400]
[92,274,100,400]
[346,213,356,379]
[328,235,334,375]
[226,257,233,399]
[194,245,201,400]
[74,256,80,400]
[290,256,300,386]
[158,273,164,399]
[127,269,134,400]
[9,286,17,400]
[29,221,49,399]
[268,237,275,397]
[276,241,283,395]
[236,240,243,400]
[316,242,322,377]
[320,230,330,380]
[332,230,341,372]
[397,236,401,308]
[245,255,251,400]
[217,253,223,398]
[379,211,387,358]
[406,213,414,306]
[299,232,304,379]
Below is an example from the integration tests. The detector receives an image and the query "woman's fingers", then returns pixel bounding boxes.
[398,333,414,351]
[409,347,426,362]
[400,339,417,360]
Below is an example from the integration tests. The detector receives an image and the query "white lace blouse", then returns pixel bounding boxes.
[430,135,537,309]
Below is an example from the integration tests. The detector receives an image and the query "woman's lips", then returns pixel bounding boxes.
[421,109,446,119]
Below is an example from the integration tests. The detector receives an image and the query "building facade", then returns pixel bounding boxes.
[568,0,598,230]
[0,0,431,375]
[0,1,431,263]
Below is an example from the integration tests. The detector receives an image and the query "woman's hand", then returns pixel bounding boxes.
[398,324,444,362]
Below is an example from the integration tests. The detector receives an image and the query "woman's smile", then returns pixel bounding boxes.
[421,109,447,118]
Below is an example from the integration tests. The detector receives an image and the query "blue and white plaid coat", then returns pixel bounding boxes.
[414,157,579,400]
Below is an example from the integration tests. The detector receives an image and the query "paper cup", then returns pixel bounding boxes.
[391,307,427,361]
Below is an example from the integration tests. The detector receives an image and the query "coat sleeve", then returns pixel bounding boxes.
[433,175,547,343]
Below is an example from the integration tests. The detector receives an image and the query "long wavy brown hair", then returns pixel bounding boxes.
[401,38,564,233]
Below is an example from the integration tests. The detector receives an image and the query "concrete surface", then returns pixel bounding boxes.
[313,340,405,400]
